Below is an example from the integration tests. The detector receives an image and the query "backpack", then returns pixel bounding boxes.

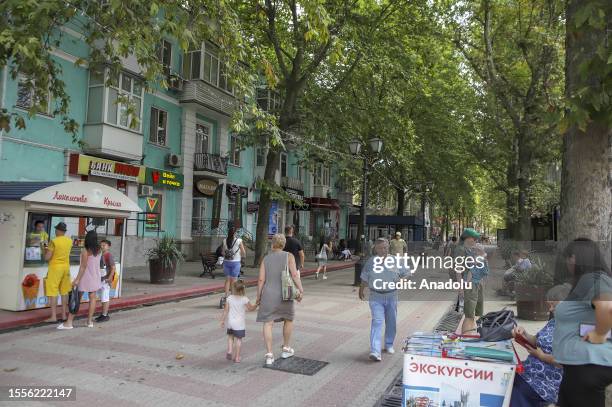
[224,239,239,260]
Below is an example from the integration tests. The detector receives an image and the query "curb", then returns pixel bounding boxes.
[0,261,356,333]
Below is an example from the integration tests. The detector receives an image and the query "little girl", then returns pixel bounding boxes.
[220,280,257,363]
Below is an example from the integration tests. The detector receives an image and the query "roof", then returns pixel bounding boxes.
[0,182,62,200]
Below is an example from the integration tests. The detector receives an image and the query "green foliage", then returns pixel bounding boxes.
[146,235,185,270]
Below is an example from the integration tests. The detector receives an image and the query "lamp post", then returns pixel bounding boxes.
[349,138,383,285]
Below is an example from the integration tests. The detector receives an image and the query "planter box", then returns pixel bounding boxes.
[149,259,177,284]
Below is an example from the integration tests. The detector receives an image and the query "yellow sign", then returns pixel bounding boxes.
[69,154,146,183]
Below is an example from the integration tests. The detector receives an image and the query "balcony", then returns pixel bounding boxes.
[194,152,228,177]
[180,47,236,116]
[82,124,143,161]
[281,176,304,192]
[312,185,330,199]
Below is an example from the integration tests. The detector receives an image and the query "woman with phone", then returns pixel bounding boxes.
[510,284,571,407]
[552,238,612,407]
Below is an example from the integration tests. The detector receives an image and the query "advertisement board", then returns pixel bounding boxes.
[268,201,279,235]
[69,154,146,184]
[403,354,515,407]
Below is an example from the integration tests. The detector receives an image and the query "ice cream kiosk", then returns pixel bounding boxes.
[0,181,141,311]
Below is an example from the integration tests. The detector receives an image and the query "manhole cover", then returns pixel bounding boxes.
[264,356,328,376]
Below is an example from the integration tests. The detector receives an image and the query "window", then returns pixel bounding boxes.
[193,199,206,220]
[280,153,287,177]
[149,107,168,146]
[106,71,144,132]
[229,134,240,166]
[256,88,281,112]
[158,40,172,74]
[195,123,210,154]
[182,43,233,94]
[314,165,330,186]
[16,74,51,115]
[228,201,236,221]
[297,165,304,182]
[256,147,266,167]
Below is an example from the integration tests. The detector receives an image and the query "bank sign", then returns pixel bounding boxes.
[69,154,146,183]
[145,168,184,189]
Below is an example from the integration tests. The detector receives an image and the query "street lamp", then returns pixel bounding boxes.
[349,138,383,285]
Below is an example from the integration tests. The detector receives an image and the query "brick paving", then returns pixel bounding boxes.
[0,267,450,407]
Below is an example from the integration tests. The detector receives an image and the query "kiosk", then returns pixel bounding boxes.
[0,181,141,311]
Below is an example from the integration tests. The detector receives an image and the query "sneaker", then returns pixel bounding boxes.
[369,353,382,361]
[281,346,295,359]
[87,322,94,328]
[94,314,110,323]
[322,274,328,280]
[57,323,73,330]
[265,353,275,366]
[384,347,395,354]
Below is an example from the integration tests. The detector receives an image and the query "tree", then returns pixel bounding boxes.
[559,1,611,253]
[450,0,565,240]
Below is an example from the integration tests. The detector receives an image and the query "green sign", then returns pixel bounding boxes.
[145,168,184,189]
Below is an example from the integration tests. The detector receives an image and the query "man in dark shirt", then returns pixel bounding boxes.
[283,225,305,271]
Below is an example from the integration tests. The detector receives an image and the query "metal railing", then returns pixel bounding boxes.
[193,152,228,175]
[281,176,304,191]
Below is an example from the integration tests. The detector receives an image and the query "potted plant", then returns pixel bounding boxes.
[514,257,554,321]
[146,236,185,284]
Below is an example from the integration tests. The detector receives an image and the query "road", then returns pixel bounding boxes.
[0,268,451,407]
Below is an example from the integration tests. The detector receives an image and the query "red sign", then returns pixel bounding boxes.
[408,362,494,381]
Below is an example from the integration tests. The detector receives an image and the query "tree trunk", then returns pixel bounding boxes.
[395,186,405,232]
[559,1,612,265]
[253,146,281,266]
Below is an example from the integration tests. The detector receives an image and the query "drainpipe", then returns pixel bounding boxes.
[0,66,6,161]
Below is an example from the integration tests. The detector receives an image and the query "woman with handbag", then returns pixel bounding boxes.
[256,234,304,366]
[220,227,246,309]
[315,238,332,280]
[57,231,102,330]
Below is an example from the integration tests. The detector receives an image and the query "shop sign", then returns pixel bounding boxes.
[69,153,146,183]
[283,186,304,202]
[145,195,162,231]
[291,201,310,211]
[226,184,248,200]
[194,178,218,197]
[247,201,259,213]
[145,168,184,189]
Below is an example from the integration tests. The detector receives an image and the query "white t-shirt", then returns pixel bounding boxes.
[226,295,249,330]
[223,238,243,262]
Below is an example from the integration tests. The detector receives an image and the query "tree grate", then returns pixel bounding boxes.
[263,356,328,376]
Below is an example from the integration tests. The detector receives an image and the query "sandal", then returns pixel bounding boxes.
[265,352,274,366]
[234,356,241,363]
[226,352,233,360]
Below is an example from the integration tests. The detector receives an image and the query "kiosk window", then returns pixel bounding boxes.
[24,214,51,264]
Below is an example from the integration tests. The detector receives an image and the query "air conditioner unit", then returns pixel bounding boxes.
[138,185,153,197]
[167,153,182,167]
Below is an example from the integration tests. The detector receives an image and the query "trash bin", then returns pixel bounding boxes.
[354,260,363,286]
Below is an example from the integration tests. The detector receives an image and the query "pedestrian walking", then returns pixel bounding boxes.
[220,227,246,309]
[359,238,409,361]
[43,222,73,323]
[315,238,332,280]
[283,225,304,272]
[220,280,257,363]
[95,239,116,322]
[256,234,304,366]
[389,232,407,256]
[57,230,102,330]
[552,238,612,407]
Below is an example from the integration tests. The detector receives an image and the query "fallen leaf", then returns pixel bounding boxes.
[175,354,185,360]
[3,368,18,372]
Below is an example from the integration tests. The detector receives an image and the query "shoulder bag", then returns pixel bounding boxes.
[477,309,517,341]
[281,252,299,301]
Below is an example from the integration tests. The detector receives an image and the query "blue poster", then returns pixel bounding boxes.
[268,201,278,235]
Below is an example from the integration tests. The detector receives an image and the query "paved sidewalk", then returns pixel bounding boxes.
[0,259,355,331]
[0,267,451,407]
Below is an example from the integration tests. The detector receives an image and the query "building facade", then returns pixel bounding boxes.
[0,19,353,266]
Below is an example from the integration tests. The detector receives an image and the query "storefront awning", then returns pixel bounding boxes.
[21,181,142,217]
[306,197,340,210]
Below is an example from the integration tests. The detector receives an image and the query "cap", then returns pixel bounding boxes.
[54,222,67,232]
[395,232,401,237]
[461,228,480,239]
